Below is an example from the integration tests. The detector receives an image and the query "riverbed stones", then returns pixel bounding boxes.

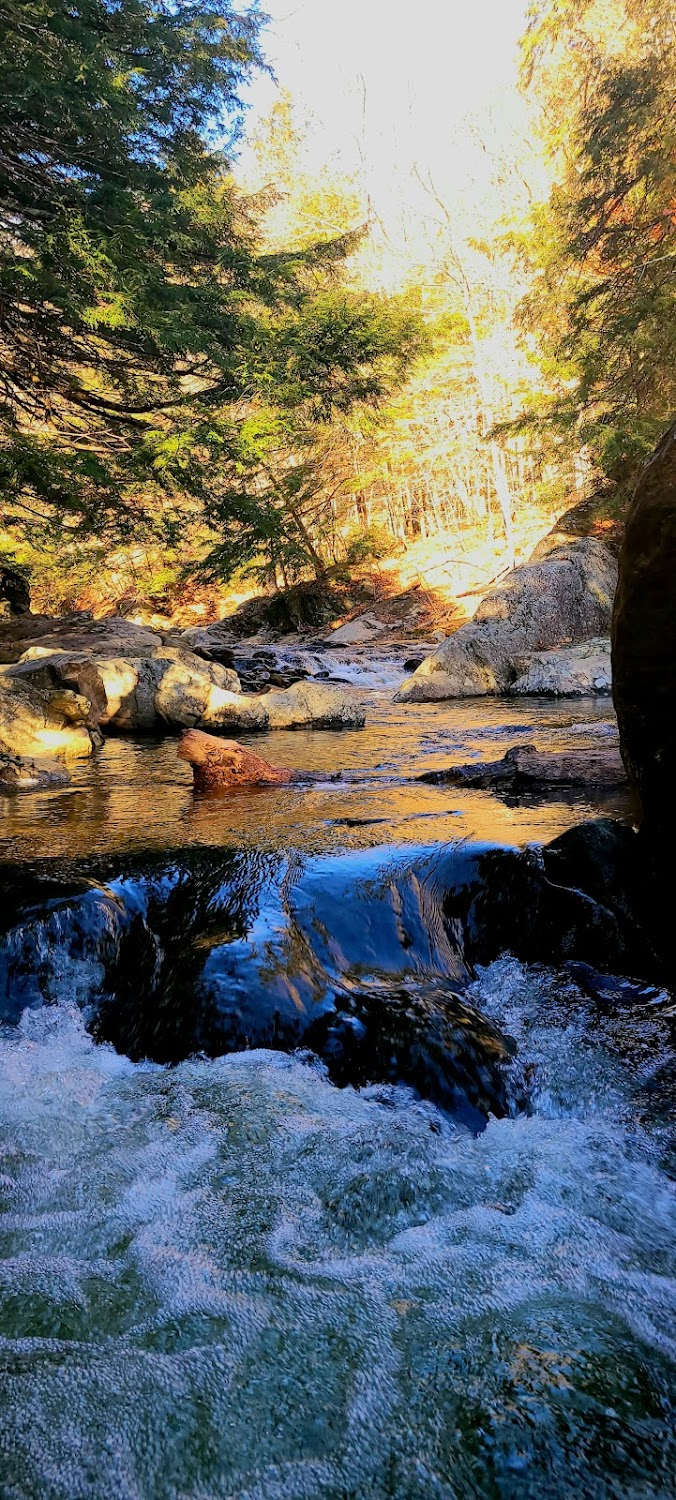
[0,751,70,791]
[395,538,617,701]
[612,420,676,836]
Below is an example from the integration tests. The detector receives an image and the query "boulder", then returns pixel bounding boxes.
[179,622,236,663]
[612,422,676,836]
[419,743,626,790]
[263,680,365,729]
[326,612,387,646]
[152,652,244,730]
[6,649,363,734]
[9,648,243,733]
[0,752,70,792]
[0,671,94,760]
[0,614,163,664]
[395,539,617,701]
[178,729,294,790]
[509,637,612,696]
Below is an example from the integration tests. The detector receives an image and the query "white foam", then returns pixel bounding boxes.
[1,965,675,1497]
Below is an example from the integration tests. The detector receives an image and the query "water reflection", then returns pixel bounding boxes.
[0,693,631,864]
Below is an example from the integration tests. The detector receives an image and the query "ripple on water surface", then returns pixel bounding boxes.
[0,693,630,863]
[0,957,675,1500]
[0,686,663,1497]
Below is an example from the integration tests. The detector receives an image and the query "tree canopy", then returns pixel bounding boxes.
[0,0,422,579]
[519,0,676,485]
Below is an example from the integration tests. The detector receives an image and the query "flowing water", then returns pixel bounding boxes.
[1,665,675,1499]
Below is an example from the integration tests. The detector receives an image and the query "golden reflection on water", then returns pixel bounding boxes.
[0,694,632,863]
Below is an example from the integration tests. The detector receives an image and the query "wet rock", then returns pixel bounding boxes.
[564,961,666,1009]
[0,846,513,1128]
[509,637,612,696]
[454,820,659,980]
[419,743,626,790]
[326,613,387,647]
[0,752,70,792]
[0,670,94,760]
[263,680,365,729]
[612,421,676,836]
[395,539,617,702]
[178,729,294,789]
[304,981,516,1132]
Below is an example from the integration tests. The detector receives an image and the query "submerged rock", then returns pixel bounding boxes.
[395,539,617,701]
[0,846,512,1129]
[420,743,626,790]
[179,729,295,789]
[612,421,676,836]
[0,752,70,792]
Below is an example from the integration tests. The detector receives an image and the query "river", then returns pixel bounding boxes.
[1,663,674,1499]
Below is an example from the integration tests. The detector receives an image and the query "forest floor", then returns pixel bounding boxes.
[47,507,557,643]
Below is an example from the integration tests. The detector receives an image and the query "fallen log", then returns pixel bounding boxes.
[418,743,627,790]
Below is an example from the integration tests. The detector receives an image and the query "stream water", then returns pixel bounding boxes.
[1,665,675,1499]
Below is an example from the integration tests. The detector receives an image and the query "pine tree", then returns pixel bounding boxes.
[519,0,676,486]
[0,1,422,579]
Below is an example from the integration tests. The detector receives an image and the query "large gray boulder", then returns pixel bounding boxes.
[263,680,365,729]
[395,539,617,702]
[11,647,242,733]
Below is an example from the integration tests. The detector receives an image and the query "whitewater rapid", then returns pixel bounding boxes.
[1,957,675,1499]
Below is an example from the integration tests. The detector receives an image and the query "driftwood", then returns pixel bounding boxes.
[178,728,341,791]
[178,729,295,790]
[418,743,627,790]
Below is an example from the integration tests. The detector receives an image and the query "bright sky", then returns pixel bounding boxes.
[242,0,531,188]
